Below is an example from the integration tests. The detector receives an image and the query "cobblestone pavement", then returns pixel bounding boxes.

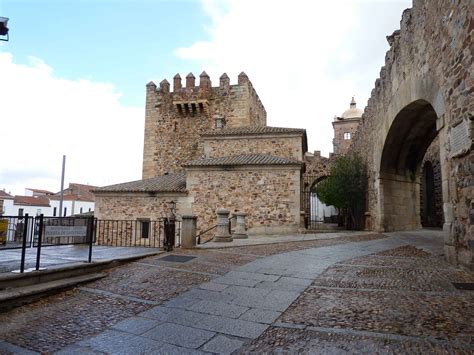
[244,245,474,353]
[0,233,384,353]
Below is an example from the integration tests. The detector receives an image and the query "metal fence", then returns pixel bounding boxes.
[0,215,35,250]
[1,215,181,273]
[95,218,181,249]
[0,214,95,273]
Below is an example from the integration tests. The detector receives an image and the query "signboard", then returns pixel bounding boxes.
[0,219,7,245]
[44,225,87,238]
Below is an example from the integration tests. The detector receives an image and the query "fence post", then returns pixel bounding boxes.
[231,212,248,239]
[20,214,29,273]
[181,215,197,248]
[35,214,44,271]
[88,216,95,263]
[214,208,232,242]
[164,218,176,251]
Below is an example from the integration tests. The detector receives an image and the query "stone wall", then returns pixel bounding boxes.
[186,166,302,235]
[142,72,267,179]
[203,135,304,161]
[333,119,360,155]
[350,0,473,269]
[94,192,190,246]
[303,152,334,187]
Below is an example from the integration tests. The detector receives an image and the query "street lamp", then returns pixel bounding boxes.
[0,17,9,41]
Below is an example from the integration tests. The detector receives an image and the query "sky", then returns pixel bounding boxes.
[0,0,411,196]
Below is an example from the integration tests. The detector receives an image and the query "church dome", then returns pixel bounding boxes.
[341,97,363,119]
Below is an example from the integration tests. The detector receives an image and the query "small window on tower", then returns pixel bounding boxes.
[344,132,351,140]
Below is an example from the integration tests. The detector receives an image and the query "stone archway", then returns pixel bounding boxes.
[378,99,443,232]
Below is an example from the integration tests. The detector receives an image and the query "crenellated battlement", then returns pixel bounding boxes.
[142,71,267,178]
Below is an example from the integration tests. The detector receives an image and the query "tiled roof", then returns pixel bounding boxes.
[93,172,187,193]
[0,190,13,199]
[26,188,55,195]
[14,196,50,207]
[183,154,303,167]
[201,126,306,137]
[49,194,94,202]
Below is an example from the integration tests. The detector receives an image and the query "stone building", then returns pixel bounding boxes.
[332,97,362,155]
[94,73,307,235]
[350,0,472,270]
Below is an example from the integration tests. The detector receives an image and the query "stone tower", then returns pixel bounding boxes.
[142,72,267,178]
[332,97,362,154]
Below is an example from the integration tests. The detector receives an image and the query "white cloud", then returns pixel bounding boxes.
[175,0,411,156]
[0,52,144,196]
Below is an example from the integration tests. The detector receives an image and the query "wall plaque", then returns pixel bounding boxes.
[450,119,472,157]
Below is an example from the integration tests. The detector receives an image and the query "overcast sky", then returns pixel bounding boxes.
[0,0,411,196]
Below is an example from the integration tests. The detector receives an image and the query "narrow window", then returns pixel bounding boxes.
[343,132,351,140]
[80,207,83,214]
[53,207,57,216]
[63,207,67,217]
[18,208,24,217]
[137,218,150,239]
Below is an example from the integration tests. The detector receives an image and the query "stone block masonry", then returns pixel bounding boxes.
[186,166,302,235]
[142,72,267,179]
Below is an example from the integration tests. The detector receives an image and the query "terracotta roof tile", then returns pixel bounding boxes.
[93,172,187,193]
[49,194,94,202]
[13,196,50,207]
[183,154,303,167]
[0,190,13,199]
[201,126,306,137]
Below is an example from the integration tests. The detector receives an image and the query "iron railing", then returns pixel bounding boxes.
[95,218,181,248]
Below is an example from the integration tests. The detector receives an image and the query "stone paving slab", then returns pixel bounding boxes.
[201,334,245,354]
[142,322,215,349]
[212,275,262,287]
[111,316,162,335]
[232,289,301,312]
[224,270,281,282]
[76,329,164,354]
[239,308,281,324]
[222,285,272,299]
[186,299,249,318]
[0,340,39,355]
[198,281,229,292]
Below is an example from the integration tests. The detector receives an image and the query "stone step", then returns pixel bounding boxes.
[0,272,106,313]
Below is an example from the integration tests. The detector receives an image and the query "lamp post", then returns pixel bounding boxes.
[0,17,9,41]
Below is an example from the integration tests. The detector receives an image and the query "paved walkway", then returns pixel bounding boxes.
[1,231,471,354]
[198,230,367,249]
[54,232,456,354]
[0,245,161,273]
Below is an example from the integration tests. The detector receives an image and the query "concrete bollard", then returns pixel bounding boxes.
[181,215,197,248]
[214,208,232,242]
[232,212,248,239]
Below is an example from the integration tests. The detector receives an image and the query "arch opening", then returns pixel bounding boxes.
[304,176,338,229]
[379,99,443,231]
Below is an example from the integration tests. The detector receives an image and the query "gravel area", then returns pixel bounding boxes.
[242,327,473,354]
[0,289,152,353]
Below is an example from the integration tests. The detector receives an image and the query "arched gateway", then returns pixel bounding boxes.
[350,1,472,270]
